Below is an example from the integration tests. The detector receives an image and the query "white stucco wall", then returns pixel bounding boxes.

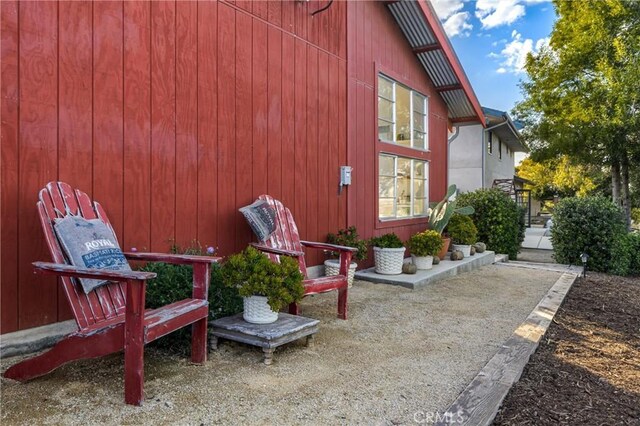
[449,124,483,193]
[484,132,516,188]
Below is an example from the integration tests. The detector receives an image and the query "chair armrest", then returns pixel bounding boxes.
[124,252,221,265]
[250,243,305,257]
[300,240,358,253]
[33,262,156,282]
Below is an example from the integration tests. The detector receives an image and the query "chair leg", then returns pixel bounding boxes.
[191,317,207,364]
[337,288,348,320]
[288,302,300,316]
[3,329,124,382]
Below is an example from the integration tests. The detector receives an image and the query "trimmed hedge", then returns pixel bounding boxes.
[551,197,627,273]
[141,246,243,354]
[456,189,525,260]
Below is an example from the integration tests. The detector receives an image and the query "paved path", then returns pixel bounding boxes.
[522,226,553,250]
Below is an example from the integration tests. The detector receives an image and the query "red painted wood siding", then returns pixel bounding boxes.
[346,1,449,247]
[0,0,347,332]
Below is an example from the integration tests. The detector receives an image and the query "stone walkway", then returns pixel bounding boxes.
[522,226,553,250]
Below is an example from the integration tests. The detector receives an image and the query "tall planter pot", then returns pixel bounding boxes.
[451,244,471,258]
[411,255,434,270]
[437,237,451,260]
[243,296,278,324]
[324,259,357,288]
[373,247,406,275]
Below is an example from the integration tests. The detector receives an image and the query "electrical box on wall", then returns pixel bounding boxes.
[340,166,352,186]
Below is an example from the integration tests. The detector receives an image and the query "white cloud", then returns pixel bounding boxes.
[431,0,465,20]
[443,12,473,37]
[431,0,473,38]
[493,30,549,74]
[475,0,549,29]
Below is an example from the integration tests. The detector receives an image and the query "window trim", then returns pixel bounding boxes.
[377,73,429,152]
[378,154,429,221]
[374,64,432,229]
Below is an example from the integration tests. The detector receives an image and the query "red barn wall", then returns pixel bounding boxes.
[346,1,449,246]
[0,0,348,332]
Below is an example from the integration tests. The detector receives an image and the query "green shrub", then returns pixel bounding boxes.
[446,214,478,245]
[611,232,640,276]
[141,245,243,354]
[407,230,443,257]
[220,246,304,312]
[551,196,627,272]
[327,226,368,261]
[632,208,640,228]
[457,189,525,259]
[627,232,640,276]
[369,233,404,249]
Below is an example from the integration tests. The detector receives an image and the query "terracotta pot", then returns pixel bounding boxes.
[438,237,451,260]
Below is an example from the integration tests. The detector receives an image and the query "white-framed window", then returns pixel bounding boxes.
[379,154,428,219]
[487,132,493,155]
[378,75,428,150]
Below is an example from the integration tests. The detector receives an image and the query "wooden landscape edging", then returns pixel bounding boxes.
[435,269,579,426]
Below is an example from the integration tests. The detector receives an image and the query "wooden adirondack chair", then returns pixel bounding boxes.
[3,182,219,406]
[251,195,356,320]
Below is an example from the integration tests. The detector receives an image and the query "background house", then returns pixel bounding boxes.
[0,0,482,333]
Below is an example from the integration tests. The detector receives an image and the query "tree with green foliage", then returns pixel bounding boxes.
[516,156,598,201]
[514,0,640,229]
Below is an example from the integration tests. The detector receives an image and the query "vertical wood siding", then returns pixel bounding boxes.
[0,0,347,332]
[346,1,450,248]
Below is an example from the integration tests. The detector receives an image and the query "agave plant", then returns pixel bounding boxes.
[428,184,474,235]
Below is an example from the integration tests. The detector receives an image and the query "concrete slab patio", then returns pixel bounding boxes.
[354,251,496,290]
[522,226,553,250]
[1,265,564,425]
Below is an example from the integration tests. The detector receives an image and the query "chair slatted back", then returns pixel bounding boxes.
[258,195,308,278]
[38,182,127,330]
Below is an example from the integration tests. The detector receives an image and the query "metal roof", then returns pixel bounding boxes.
[386,0,485,125]
[483,106,528,152]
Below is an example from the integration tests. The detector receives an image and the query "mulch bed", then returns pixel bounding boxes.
[494,273,640,425]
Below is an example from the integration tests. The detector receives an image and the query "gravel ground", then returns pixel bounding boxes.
[1,265,562,425]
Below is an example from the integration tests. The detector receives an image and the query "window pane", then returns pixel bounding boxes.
[378,76,393,99]
[379,198,394,218]
[414,161,425,178]
[378,120,393,142]
[414,179,425,198]
[413,112,425,132]
[379,177,395,197]
[413,92,425,113]
[397,205,411,217]
[397,157,411,177]
[413,198,426,216]
[413,131,426,150]
[378,98,393,121]
[395,85,411,147]
[379,155,395,176]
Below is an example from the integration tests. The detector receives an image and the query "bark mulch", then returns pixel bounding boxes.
[494,273,640,425]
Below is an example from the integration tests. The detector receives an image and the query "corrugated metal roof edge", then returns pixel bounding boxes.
[416,1,486,127]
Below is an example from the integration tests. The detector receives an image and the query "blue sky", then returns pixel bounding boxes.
[431,0,557,114]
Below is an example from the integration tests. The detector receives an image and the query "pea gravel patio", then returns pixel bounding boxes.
[1,265,562,425]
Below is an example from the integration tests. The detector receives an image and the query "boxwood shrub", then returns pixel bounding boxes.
[456,189,525,260]
[551,196,627,273]
[141,245,243,354]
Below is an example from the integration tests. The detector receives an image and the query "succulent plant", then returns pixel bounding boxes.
[428,184,475,235]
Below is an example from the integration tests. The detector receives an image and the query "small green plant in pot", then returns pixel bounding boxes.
[407,230,443,270]
[369,233,405,275]
[326,226,368,287]
[221,246,304,324]
[446,214,478,258]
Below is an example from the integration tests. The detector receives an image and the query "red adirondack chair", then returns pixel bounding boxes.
[250,195,356,319]
[3,182,219,406]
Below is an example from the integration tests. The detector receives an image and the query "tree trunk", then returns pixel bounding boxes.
[621,150,631,231]
[611,156,621,207]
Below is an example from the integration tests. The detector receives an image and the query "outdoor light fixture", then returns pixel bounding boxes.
[580,252,589,277]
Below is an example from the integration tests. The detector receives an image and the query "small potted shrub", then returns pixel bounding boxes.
[325,226,368,287]
[369,233,405,275]
[407,230,443,270]
[221,246,304,324]
[447,214,478,258]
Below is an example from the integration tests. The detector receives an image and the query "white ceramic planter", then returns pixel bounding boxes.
[451,244,471,258]
[243,295,278,324]
[411,254,434,270]
[373,247,406,275]
[324,259,357,288]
